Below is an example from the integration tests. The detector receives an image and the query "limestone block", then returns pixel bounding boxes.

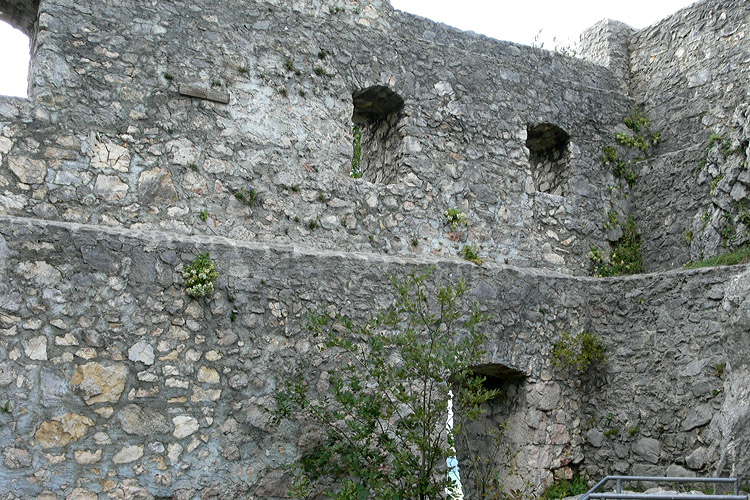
[197,366,220,384]
[70,362,128,405]
[682,404,713,431]
[90,142,130,172]
[3,447,32,468]
[127,340,154,365]
[112,445,143,464]
[173,415,199,438]
[633,437,661,464]
[8,156,47,184]
[118,404,170,436]
[23,335,48,360]
[138,167,178,204]
[67,488,98,500]
[35,413,94,449]
[17,260,61,285]
[94,174,129,201]
[74,449,102,464]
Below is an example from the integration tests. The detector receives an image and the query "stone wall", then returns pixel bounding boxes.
[627,0,750,270]
[1,0,638,276]
[1,216,749,499]
[1,0,750,498]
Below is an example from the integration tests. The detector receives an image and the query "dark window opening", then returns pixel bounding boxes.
[351,85,405,184]
[470,362,526,392]
[527,123,571,196]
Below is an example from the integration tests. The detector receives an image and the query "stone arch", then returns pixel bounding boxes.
[351,85,405,184]
[526,123,571,196]
[0,0,40,37]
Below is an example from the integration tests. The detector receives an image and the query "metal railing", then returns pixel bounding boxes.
[580,476,747,500]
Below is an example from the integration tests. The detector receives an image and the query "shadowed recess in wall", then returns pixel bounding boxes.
[527,123,571,196]
[351,85,405,184]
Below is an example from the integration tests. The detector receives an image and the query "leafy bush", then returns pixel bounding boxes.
[542,475,589,500]
[183,253,219,298]
[271,269,499,500]
[551,331,607,372]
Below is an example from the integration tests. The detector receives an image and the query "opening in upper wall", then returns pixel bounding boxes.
[350,85,405,184]
[0,20,31,98]
[526,123,571,196]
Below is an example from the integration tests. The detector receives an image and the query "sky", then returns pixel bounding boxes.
[0,0,697,98]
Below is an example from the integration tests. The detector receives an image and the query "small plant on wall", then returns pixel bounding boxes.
[183,252,219,298]
[234,185,259,207]
[445,208,468,230]
[551,331,607,372]
[588,217,644,277]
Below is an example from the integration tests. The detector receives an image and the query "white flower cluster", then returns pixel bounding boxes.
[183,253,219,298]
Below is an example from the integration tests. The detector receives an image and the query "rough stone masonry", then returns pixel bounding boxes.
[0,0,749,498]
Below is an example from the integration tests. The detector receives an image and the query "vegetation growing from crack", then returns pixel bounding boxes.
[460,245,483,266]
[270,269,501,500]
[602,109,660,187]
[183,252,219,298]
[551,331,607,372]
[588,217,644,277]
[444,208,467,230]
[542,475,589,500]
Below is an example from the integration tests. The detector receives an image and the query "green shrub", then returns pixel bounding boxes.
[551,331,607,372]
[183,253,219,298]
[588,217,644,277]
[271,269,499,500]
[542,475,588,500]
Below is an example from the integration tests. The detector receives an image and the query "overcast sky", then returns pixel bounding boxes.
[0,0,697,98]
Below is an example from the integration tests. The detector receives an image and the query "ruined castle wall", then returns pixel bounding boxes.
[1,215,749,499]
[627,0,750,270]
[1,0,638,275]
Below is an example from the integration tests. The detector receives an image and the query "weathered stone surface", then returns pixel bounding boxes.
[172,416,199,439]
[682,404,713,431]
[686,447,709,470]
[90,142,130,172]
[138,168,178,205]
[8,155,46,184]
[23,335,47,360]
[74,449,102,464]
[94,174,129,201]
[0,0,748,496]
[70,362,128,405]
[634,438,662,464]
[3,447,32,468]
[113,444,143,464]
[67,488,98,500]
[35,414,94,448]
[127,340,154,366]
[197,366,220,384]
[119,404,170,435]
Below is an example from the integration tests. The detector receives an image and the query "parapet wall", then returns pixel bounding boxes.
[0,215,749,499]
[1,0,637,276]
